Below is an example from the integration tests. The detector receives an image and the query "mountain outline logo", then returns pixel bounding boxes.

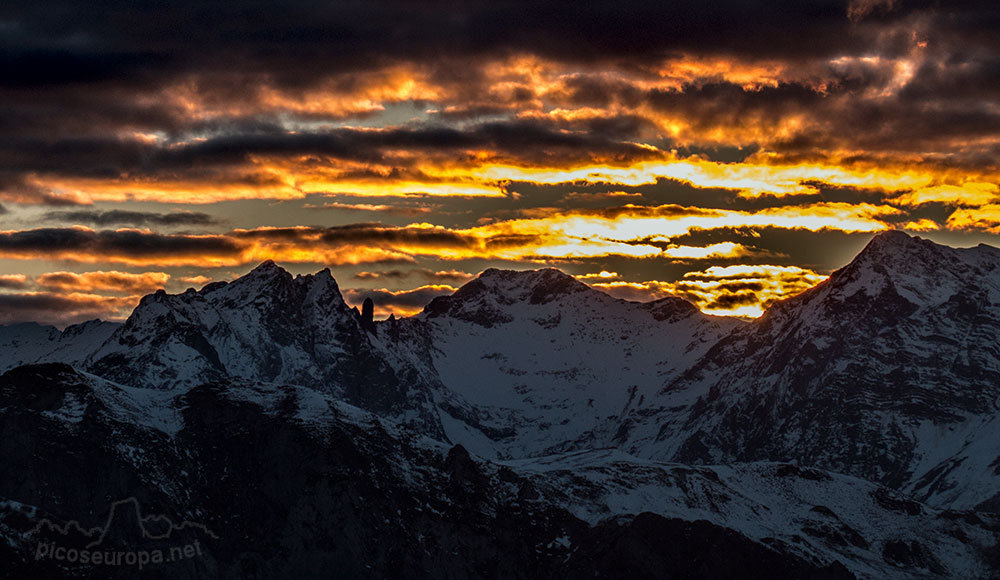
[27,497,216,569]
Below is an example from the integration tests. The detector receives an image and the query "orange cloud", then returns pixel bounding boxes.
[0,202,901,268]
[301,201,433,215]
[660,241,756,260]
[18,138,997,208]
[473,155,941,198]
[892,183,999,207]
[160,66,443,122]
[653,56,788,90]
[560,191,644,203]
[36,270,170,293]
[899,218,940,232]
[455,202,896,262]
[946,205,1000,234]
[593,264,828,317]
[0,274,30,289]
[429,270,475,283]
[0,226,245,267]
[576,271,620,281]
[668,264,828,317]
[0,291,139,327]
[343,284,458,318]
[590,281,675,303]
[180,275,213,286]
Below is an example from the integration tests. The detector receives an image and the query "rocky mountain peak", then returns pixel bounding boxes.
[848,230,943,269]
[863,228,912,247]
[818,231,1000,310]
[844,230,999,276]
[248,258,282,274]
[755,232,999,325]
[421,268,596,325]
[639,295,702,322]
[83,261,403,397]
[470,268,589,302]
[232,259,294,289]
[660,231,1000,504]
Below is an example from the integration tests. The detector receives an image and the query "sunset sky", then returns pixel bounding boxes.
[1,0,998,325]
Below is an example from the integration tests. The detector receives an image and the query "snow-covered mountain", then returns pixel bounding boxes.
[376,267,742,458]
[0,319,119,373]
[3,230,1000,578]
[64,262,744,458]
[85,261,417,415]
[626,230,1000,509]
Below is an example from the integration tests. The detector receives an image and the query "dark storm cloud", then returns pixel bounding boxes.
[900,55,1000,102]
[157,120,659,166]
[0,137,161,185]
[573,204,720,221]
[0,1,982,105]
[44,209,222,227]
[354,268,473,283]
[705,291,761,310]
[668,227,874,271]
[0,292,137,326]
[0,0,883,155]
[0,275,29,289]
[0,1,993,95]
[0,0,996,202]
[637,75,1000,168]
[644,82,824,128]
[0,223,503,263]
[0,48,166,89]
[0,1,866,84]
[320,224,475,249]
[0,224,490,266]
[698,281,766,293]
[0,173,90,205]
[354,270,409,280]
[0,120,661,194]
[227,223,477,249]
[767,102,1000,166]
[0,228,240,258]
[302,202,435,216]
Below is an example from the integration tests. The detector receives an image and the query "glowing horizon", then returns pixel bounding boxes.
[1,1,998,324]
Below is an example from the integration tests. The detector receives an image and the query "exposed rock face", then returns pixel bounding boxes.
[563,514,855,580]
[360,297,376,334]
[9,364,990,580]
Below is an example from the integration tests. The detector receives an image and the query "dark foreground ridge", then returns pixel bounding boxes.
[0,364,856,580]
